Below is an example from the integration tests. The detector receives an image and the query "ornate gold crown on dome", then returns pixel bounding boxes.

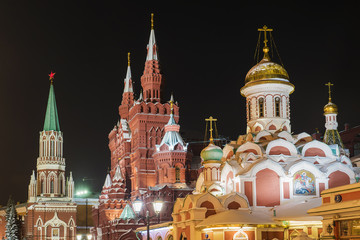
[244,26,293,89]
[324,82,338,115]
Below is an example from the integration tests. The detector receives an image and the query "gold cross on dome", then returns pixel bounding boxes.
[205,116,217,144]
[325,82,334,102]
[258,25,273,47]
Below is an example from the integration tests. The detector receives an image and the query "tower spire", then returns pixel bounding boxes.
[43,71,60,131]
[141,13,162,101]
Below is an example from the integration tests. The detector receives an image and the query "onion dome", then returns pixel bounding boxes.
[242,26,294,94]
[200,143,223,162]
[245,53,290,84]
[324,82,338,115]
[324,101,338,115]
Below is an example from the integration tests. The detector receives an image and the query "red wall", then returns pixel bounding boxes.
[328,171,350,188]
[256,169,280,206]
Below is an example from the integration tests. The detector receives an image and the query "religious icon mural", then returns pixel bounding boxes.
[293,170,316,195]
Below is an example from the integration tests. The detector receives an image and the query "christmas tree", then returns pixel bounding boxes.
[5,196,19,240]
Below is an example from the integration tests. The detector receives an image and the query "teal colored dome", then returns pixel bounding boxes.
[200,143,223,162]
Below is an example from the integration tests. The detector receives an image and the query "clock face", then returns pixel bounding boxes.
[335,194,342,203]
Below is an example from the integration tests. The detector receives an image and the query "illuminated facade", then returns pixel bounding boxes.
[139,26,359,240]
[91,14,194,240]
[25,74,77,240]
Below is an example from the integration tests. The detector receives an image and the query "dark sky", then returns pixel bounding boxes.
[0,2,359,204]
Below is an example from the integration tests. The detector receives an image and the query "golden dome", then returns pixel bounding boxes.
[245,57,290,83]
[324,101,338,115]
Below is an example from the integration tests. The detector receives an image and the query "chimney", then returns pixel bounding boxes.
[345,123,350,131]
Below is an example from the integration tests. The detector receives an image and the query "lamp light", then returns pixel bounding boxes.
[133,197,143,214]
[77,235,82,240]
[153,198,164,215]
[87,234,92,240]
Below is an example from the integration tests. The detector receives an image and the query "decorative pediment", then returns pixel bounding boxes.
[44,212,66,227]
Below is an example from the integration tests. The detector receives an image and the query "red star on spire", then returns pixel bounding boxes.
[49,71,56,81]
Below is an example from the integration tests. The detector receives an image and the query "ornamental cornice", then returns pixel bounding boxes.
[240,81,295,97]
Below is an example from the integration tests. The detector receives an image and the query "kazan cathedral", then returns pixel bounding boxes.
[135,27,360,240]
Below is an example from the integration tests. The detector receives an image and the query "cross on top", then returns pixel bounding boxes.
[325,82,334,102]
[258,25,273,47]
[205,116,217,144]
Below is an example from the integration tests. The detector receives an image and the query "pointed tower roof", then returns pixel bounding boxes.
[112,165,123,182]
[123,52,133,93]
[119,204,136,220]
[103,174,112,188]
[146,13,158,61]
[43,72,60,131]
[157,95,186,151]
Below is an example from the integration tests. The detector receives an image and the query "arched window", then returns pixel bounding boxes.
[248,100,251,120]
[50,180,54,193]
[233,230,248,240]
[175,167,180,183]
[41,179,44,194]
[275,97,280,117]
[258,98,264,117]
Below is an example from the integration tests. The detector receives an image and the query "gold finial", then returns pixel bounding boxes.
[169,93,174,114]
[127,52,130,66]
[325,82,334,102]
[205,116,217,144]
[151,13,154,30]
[258,25,273,59]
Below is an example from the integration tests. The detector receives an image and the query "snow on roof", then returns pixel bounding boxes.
[273,197,322,221]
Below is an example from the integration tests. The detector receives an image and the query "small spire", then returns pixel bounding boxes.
[138,91,143,101]
[151,13,154,30]
[325,81,334,103]
[258,25,273,60]
[205,116,218,144]
[123,53,133,93]
[44,72,60,131]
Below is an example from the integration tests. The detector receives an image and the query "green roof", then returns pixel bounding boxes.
[43,84,60,131]
[119,204,136,220]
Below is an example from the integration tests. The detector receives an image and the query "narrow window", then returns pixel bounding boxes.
[50,179,54,193]
[259,98,264,117]
[275,97,280,117]
[175,167,180,183]
[41,179,44,194]
[248,101,251,120]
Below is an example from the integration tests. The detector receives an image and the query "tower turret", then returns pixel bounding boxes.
[153,95,192,186]
[141,13,162,102]
[241,26,294,134]
[323,82,343,148]
[119,52,134,119]
[199,116,223,196]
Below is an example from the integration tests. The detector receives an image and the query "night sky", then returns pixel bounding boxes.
[0,2,359,204]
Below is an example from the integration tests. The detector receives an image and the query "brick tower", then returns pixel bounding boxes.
[25,72,76,240]
[92,14,195,240]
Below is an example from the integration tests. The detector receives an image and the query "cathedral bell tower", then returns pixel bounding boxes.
[240,26,294,134]
[323,82,344,148]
